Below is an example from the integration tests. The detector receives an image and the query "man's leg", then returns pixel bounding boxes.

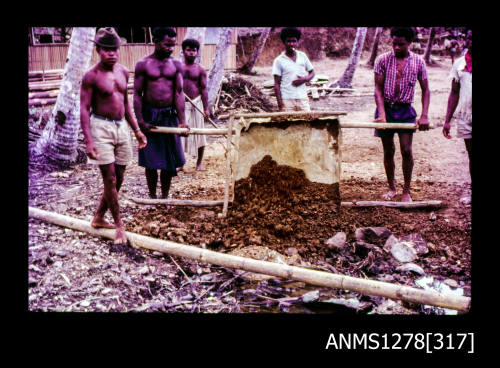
[196,146,205,170]
[92,164,126,229]
[160,170,173,199]
[97,163,127,245]
[145,168,158,198]
[464,138,471,179]
[398,132,414,202]
[381,136,397,200]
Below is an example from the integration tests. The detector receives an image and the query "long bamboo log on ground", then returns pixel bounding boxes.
[221,116,234,218]
[218,111,348,119]
[341,200,442,208]
[28,206,471,312]
[129,197,225,207]
[29,98,57,107]
[29,90,60,99]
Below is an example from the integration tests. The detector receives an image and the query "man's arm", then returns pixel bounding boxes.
[174,60,188,133]
[133,59,152,133]
[123,67,147,149]
[417,76,430,130]
[80,71,97,160]
[199,66,210,117]
[374,73,386,122]
[292,69,315,87]
[273,75,284,111]
[443,79,461,139]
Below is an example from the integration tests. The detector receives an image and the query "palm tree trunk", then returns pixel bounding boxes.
[33,27,96,164]
[238,27,272,75]
[207,27,234,108]
[331,27,367,89]
[183,27,206,64]
[367,27,383,67]
[424,27,436,65]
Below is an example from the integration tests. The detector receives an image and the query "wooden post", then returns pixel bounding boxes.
[220,115,234,218]
[28,206,471,312]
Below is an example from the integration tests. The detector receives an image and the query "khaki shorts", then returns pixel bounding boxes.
[87,114,132,166]
[283,98,311,112]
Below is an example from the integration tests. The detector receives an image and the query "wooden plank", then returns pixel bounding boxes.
[341,200,442,208]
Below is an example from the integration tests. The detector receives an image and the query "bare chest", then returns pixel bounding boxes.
[183,65,201,82]
[145,59,177,80]
[94,70,127,96]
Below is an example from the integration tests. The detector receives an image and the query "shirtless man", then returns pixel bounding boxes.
[180,38,210,171]
[80,27,147,245]
[133,27,188,200]
[373,27,430,202]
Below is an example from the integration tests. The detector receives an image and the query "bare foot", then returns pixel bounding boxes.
[114,227,128,245]
[401,192,413,202]
[91,218,116,229]
[381,189,397,201]
[177,166,184,172]
[196,164,206,171]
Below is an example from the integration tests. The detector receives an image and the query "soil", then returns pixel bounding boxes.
[28,52,471,314]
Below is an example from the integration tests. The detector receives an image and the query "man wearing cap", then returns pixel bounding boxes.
[133,27,188,202]
[81,27,147,245]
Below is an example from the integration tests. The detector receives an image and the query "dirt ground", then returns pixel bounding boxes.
[28,53,471,314]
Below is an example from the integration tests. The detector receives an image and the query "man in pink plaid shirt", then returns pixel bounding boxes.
[374,27,430,202]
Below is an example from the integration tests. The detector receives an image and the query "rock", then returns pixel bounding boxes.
[373,299,418,315]
[390,241,418,263]
[28,277,38,287]
[355,227,392,246]
[80,300,90,307]
[443,279,459,288]
[400,233,428,255]
[377,274,395,283]
[383,234,400,253]
[301,290,320,303]
[249,235,262,245]
[429,212,437,221]
[286,247,298,256]
[396,263,426,276]
[325,232,347,250]
[138,266,149,274]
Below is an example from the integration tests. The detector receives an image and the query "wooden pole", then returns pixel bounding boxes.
[28,206,471,312]
[340,122,435,130]
[150,127,233,135]
[341,200,442,209]
[220,115,234,218]
[218,111,348,120]
[129,197,225,207]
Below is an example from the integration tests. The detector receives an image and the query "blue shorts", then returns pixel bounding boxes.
[138,103,186,173]
[374,102,417,138]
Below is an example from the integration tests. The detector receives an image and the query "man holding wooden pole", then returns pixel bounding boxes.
[373,27,430,202]
[133,27,189,202]
[80,27,147,245]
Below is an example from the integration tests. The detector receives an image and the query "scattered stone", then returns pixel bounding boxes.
[390,241,418,263]
[325,232,347,250]
[80,300,90,307]
[383,234,400,253]
[396,263,426,276]
[377,274,395,283]
[443,279,459,288]
[429,212,437,221]
[301,290,320,303]
[28,277,38,287]
[355,227,392,246]
[138,266,149,274]
[372,299,418,315]
[286,247,299,256]
[460,196,471,206]
[400,233,428,255]
[249,235,262,245]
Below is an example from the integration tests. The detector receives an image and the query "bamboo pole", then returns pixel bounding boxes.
[28,206,471,312]
[220,115,234,218]
[218,111,348,120]
[340,122,435,130]
[341,200,442,208]
[129,197,225,207]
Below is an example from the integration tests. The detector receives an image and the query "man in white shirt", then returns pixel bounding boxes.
[272,27,315,111]
[443,29,472,180]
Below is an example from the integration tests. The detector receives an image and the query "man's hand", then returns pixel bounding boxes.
[135,130,147,149]
[374,116,386,123]
[416,116,430,131]
[178,123,190,137]
[442,121,452,139]
[292,76,307,87]
[85,141,98,160]
[138,122,154,133]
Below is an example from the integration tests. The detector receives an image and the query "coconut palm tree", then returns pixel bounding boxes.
[207,27,234,109]
[330,27,367,89]
[424,27,437,65]
[33,27,96,165]
[367,27,383,67]
[238,27,272,75]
